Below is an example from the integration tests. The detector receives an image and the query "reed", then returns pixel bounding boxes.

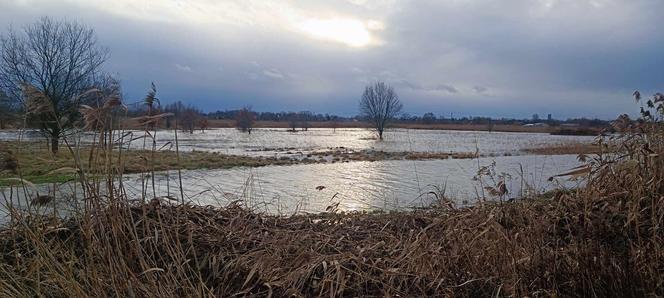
[0,90,662,296]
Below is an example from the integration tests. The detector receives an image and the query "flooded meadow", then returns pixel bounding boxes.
[1,128,592,214]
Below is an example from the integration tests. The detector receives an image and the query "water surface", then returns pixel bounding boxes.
[0,128,588,215]
[0,128,594,156]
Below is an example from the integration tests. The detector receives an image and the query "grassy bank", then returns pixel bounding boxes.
[520,141,602,155]
[0,141,482,186]
[0,141,306,186]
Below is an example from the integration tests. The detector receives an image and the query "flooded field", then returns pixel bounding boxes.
[123,154,582,214]
[1,127,594,156]
[1,128,589,214]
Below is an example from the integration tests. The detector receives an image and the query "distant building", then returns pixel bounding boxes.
[547,114,552,121]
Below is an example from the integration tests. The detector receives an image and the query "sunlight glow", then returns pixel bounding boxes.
[297,18,374,47]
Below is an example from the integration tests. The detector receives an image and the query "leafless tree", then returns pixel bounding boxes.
[287,112,299,132]
[299,111,312,131]
[359,81,403,140]
[235,106,255,134]
[179,105,201,134]
[0,90,15,129]
[0,17,109,153]
[198,118,209,132]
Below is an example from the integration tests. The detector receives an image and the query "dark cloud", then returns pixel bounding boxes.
[396,80,458,94]
[473,86,488,94]
[0,0,662,119]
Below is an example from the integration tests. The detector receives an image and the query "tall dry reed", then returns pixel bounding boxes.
[0,90,662,296]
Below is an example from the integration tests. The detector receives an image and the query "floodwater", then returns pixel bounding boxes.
[0,128,590,214]
[1,128,594,156]
[121,154,582,214]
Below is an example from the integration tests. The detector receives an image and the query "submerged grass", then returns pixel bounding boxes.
[0,141,304,186]
[521,141,603,155]
[0,141,483,186]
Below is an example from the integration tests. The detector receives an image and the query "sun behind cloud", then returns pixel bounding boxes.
[296,18,379,48]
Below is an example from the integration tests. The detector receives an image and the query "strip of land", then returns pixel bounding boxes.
[1,140,602,186]
[519,141,602,155]
[120,118,604,135]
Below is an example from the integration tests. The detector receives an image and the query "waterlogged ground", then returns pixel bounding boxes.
[0,128,590,214]
[120,154,582,214]
[0,128,594,156]
[2,154,582,215]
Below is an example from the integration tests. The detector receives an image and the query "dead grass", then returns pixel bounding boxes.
[0,142,482,185]
[0,182,662,297]
[521,141,603,155]
[0,141,303,185]
[0,90,662,296]
[308,149,477,162]
[1,130,662,296]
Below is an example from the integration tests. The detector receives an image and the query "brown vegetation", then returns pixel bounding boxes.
[308,148,477,162]
[521,141,603,155]
[0,91,662,296]
[0,141,304,185]
[0,142,483,185]
[1,155,662,296]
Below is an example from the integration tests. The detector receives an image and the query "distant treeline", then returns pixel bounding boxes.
[207,109,609,127]
[208,110,341,123]
[1,92,610,130]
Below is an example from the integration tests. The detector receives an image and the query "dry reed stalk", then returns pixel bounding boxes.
[0,90,663,297]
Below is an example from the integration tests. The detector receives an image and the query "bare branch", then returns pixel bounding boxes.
[0,17,109,153]
[359,81,403,140]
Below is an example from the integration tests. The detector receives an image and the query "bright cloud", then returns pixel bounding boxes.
[0,0,661,118]
[296,18,378,47]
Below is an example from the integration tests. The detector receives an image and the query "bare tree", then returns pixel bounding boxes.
[359,81,403,140]
[198,118,209,132]
[0,17,109,153]
[287,112,299,132]
[299,111,312,131]
[0,90,15,129]
[162,100,201,133]
[179,104,201,134]
[235,106,255,134]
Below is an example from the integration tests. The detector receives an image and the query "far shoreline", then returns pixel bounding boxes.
[118,119,604,135]
[0,120,605,136]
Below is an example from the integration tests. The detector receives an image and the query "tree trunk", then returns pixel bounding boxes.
[378,129,384,140]
[51,135,59,154]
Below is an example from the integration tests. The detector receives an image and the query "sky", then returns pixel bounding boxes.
[1,0,662,119]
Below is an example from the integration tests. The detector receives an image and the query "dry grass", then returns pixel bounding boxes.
[0,142,482,185]
[521,141,604,155]
[1,131,663,296]
[0,182,662,296]
[308,149,477,162]
[0,141,304,185]
[0,90,663,296]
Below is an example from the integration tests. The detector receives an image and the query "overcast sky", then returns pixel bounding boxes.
[1,0,662,119]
